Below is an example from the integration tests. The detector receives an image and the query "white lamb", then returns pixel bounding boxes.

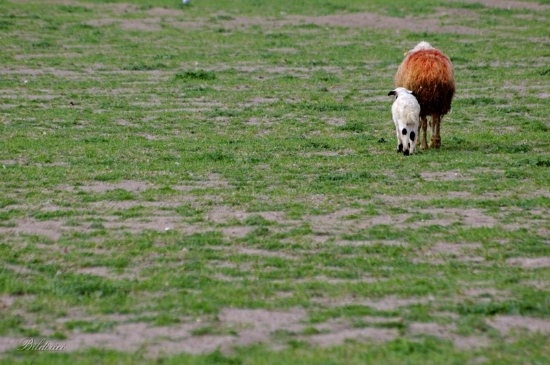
[388,87,420,156]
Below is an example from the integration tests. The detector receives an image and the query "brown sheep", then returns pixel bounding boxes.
[395,41,455,149]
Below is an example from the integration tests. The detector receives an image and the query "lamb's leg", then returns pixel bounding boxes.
[410,127,417,155]
[394,122,403,153]
[429,114,441,148]
[402,127,410,156]
[420,115,428,150]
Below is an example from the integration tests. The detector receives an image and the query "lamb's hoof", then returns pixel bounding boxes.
[403,150,410,156]
[420,143,428,150]
[397,143,403,153]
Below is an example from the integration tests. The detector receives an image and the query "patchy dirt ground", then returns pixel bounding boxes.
[3,299,550,356]
[1,0,549,359]
[2,175,549,354]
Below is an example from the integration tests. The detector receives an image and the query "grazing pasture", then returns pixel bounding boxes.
[1,0,549,363]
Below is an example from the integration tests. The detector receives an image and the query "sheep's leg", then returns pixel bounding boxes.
[410,127,417,155]
[400,126,411,156]
[394,123,403,153]
[435,115,441,148]
[420,115,428,150]
[429,115,435,146]
[429,114,441,148]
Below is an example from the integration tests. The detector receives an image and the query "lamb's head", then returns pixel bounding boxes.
[388,87,415,99]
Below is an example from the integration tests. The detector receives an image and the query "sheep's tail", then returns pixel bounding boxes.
[405,111,419,124]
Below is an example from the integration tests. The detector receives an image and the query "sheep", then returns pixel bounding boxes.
[388,87,420,156]
[395,41,455,149]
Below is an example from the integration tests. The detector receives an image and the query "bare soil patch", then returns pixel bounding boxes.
[305,208,363,222]
[0,338,22,353]
[70,180,153,193]
[212,273,248,282]
[101,2,138,14]
[75,266,137,280]
[459,209,499,228]
[196,12,479,34]
[86,18,162,31]
[89,200,184,210]
[146,7,185,16]
[336,239,408,247]
[506,257,550,269]
[148,334,237,357]
[206,206,287,225]
[268,48,297,54]
[321,276,384,284]
[111,10,484,34]
[404,208,499,229]
[0,219,65,240]
[304,208,375,232]
[63,322,197,352]
[0,67,80,76]
[374,191,473,203]
[363,95,392,102]
[288,13,478,34]
[302,150,354,157]
[322,117,346,126]
[309,327,398,347]
[270,275,386,285]
[0,295,18,308]
[219,226,252,238]
[312,296,430,311]
[101,216,186,234]
[13,53,82,60]
[409,322,489,349]
[463,287,507,298]
[452,0,550,11]
[425,242,482,256]
[218,308,306,348]
[420,171,474,182]
[487,315,550,334]
[251,97,280,104]
[4,264,36,275]
[135,132,167,141]
[246,117,273,126]
[536,227,549,237]
[173,173,233,191]
[220,308,306,331]
[236,247,297,260]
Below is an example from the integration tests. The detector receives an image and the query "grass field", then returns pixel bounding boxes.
[1,0,550,363]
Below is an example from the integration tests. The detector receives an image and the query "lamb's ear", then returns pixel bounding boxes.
[388,90,396,96]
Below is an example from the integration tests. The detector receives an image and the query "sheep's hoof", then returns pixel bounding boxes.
[397,143,403,153]
[403,150,410,156]
[429,139,441,148]
[420,143,428,150]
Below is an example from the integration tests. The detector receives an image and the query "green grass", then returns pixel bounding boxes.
[1,0,550,363]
